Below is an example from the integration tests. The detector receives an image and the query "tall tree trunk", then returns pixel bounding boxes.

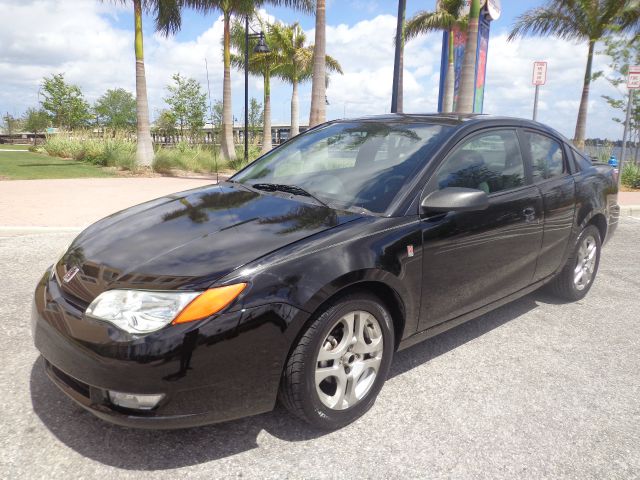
[262,73,272,154]
[291,78,299,137]
[221,12,236,161]
[456,0,480,114]
[391,0,405,113]
[309,0,326,127]
[574,40,595,148]
[443,29,455,113]
[133,0,154,167]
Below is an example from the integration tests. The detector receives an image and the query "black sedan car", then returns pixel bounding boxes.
[32,114,619,430]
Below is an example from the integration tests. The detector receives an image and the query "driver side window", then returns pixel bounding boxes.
[436,130,525,194]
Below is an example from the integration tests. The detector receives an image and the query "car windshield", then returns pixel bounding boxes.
[231,121,451,214]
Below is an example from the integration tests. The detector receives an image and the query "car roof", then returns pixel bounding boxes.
[335,113,571,144]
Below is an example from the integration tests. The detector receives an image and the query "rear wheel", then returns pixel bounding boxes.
[279,293,394,430]
[548,224,601,301]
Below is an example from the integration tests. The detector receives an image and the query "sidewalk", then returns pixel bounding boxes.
[618,191,640,216]
[0,177,217,231]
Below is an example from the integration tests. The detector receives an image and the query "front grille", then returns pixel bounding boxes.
[48,362,91,399]
[60,288,90,311]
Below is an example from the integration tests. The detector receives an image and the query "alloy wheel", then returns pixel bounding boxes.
[315,310,384,410]
[574,234,597,291]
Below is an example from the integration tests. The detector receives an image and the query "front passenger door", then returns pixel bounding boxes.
[418,129,544,330]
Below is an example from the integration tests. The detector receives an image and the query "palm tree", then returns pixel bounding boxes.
[270,22,342,137]
[404,0,468,113]
[456,0,480,114]
[159,1,313,162]
[107,0,172,167]
[391,0,406,113]
[509,0,640,147]
[309,0,326,127]
[230,18,284,154]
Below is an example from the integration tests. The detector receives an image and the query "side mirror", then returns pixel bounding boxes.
[421,187,489,214]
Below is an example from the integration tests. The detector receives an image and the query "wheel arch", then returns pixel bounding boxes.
[587,212,607,243]
[298,273,408,352]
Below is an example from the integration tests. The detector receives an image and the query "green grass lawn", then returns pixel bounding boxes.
[0,144,31,150]
[0,150,115,180]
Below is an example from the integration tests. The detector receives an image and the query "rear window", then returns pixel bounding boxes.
[524,131,567,181]
[571,149,593,171]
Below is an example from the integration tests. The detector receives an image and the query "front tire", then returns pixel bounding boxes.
[548,224,601,301]
[279,292,394,430]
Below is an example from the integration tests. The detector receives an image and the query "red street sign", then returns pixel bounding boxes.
[628,66,640,89]
[532,61,547,86]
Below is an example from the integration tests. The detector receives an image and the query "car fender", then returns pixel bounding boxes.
[220,215,423,344]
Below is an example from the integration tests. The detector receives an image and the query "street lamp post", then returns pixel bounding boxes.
[244,16,270,164]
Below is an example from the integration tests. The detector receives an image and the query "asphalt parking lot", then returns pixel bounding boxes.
[1,219,639,479]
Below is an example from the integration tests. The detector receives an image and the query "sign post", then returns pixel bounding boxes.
[619,65,640,187]
[532,61,547,121]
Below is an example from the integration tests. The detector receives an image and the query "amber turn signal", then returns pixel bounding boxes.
[172,283,247,324]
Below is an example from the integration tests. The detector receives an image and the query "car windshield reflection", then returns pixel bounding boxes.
[232,121,452,214]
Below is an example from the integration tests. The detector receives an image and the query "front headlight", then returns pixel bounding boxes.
[85,283,247,334]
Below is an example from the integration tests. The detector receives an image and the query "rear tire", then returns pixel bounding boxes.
[547,224,601,301]
[279,292,394,430]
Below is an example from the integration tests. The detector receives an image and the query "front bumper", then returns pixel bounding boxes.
[31,270,307,429]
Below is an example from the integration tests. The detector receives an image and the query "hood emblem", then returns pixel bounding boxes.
[63,266,80,283]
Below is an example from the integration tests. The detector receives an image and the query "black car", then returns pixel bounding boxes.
[32,114,619,430]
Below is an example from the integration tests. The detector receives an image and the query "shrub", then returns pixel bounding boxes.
[584,141,614,163]
[103,139,136,170]
[621,162,640,189]
[42,131,137,170]
[230,144,262,170]
[41,132,255,174]
[152,143,227,174]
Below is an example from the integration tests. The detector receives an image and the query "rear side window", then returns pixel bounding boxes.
[571,149,592,171]
[436,130,525,194]
[524,131,567,181]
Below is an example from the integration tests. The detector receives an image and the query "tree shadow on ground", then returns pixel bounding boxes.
[30,289,556,471]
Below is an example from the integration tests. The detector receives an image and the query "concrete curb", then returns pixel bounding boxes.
[620,205,640,217]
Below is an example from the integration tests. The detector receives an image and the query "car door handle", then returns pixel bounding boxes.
[522,207,537,222]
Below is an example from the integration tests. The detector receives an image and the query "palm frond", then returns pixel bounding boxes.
[325,54,343,75]
[154,0,184,36]
[258,0,314,15]
[508,4,588,41]
[405,10,457,42]
[616,0,640,39]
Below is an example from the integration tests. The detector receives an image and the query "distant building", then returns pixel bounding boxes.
[151,122,309,146]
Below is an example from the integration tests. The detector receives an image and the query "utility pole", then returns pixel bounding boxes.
[619,90,633,188]
[244,15,249,165]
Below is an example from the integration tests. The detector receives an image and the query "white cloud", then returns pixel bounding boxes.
[483,34,623,139]
[0,2,627,140]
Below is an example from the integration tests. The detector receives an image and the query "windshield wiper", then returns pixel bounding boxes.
[251,183,331,209]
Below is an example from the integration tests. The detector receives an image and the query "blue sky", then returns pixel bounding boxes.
[0,1,628,139]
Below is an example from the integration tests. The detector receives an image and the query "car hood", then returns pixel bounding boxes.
[58,183,361,303]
